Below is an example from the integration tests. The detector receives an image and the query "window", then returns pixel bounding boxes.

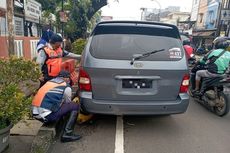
[199,13,203,23]
[14,17,24,36]
[208,11,214,24]
[90,25,183,61]
[0,17,7,36]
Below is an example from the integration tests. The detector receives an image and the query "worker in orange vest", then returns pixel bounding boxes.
[32,70,81,142]
[36,34,81,86]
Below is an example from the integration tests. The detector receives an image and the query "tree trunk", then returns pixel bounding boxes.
[6,0,15,56]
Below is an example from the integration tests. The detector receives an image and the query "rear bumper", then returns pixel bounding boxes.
[79,92,189,115]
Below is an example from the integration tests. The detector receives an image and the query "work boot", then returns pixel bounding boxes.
[61,111,82,142]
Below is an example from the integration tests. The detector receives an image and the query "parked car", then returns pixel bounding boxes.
[78,21,189,115]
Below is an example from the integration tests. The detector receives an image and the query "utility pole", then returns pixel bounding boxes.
[6,0,15,55]
[216,1,223,37]
[61,0,64,37]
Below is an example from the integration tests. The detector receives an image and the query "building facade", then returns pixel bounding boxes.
[140,6,180,22]
[219,0,230,36]
[191,0,201,21]
[206,0,221,29]
[161,12,190,26]
[0,0,40,59]
[197,0,208,29]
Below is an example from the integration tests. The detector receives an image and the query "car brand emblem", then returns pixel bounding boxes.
[133,62,143,68]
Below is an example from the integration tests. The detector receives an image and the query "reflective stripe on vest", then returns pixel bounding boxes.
[32,81,67,108]
[44,47,63,77]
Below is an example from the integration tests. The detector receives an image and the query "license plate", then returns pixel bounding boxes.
[122,79,152,89]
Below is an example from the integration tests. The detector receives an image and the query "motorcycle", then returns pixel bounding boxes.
[183,43,196,67]
[188,53,196,67]
[190,71,230,117]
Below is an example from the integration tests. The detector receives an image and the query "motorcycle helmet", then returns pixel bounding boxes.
[213,36,230,50]
[182,39,191,46]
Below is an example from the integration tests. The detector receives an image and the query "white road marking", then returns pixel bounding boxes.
[115,116,124,153]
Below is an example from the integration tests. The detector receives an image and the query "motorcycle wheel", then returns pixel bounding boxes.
[213,92,229,117]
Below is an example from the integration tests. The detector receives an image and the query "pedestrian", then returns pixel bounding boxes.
[36,28,54,53]
[36,33,81,86]
[32,70,82,142]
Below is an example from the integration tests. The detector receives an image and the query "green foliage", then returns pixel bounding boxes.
[38,0,107,39]
[72,38,87,55]
[0,57,40,129]
[87,11,101,33]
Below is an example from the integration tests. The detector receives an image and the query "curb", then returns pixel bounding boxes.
[30,124,56,153]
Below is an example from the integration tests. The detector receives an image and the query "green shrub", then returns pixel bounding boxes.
[71,38,86,55]
[0,57,40,129]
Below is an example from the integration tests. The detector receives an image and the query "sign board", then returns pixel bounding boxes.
[59,11,68,23]
[220,31,225,37]
[14,16,24,36]
[221,9,230,21]
[24,0,42,23]
[101,16,113,21]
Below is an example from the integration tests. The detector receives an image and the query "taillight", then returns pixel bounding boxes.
[78,67,92,91]
[180,74,190,93]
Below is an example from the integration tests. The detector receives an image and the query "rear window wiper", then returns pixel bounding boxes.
[130,49,165,65]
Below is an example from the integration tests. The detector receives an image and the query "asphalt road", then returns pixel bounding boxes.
[50,98,230,153]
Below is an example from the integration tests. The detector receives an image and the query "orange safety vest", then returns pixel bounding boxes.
[44,47,63,77]
[32,79,67,112]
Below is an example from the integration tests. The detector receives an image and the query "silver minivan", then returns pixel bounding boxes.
[78,21,190,115]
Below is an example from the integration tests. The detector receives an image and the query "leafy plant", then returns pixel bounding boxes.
[0,57,40,129]
[71,38,87,55]
[37,0,107,39]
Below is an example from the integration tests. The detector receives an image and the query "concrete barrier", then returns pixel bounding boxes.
[30,119,65,153]
[30,124,56,153]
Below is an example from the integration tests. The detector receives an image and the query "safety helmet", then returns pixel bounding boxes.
[213,36,230,50]
[50,34,63,44]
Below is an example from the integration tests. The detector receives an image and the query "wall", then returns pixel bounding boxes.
[0,36,8,57]
[161,12,190,25]
[205,1,220,29]
[197,0,208,29]
[191,0,201,21]
[0,0,6,9]
[0,36,39,59]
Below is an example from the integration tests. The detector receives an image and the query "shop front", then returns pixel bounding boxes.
[192,29,216,51]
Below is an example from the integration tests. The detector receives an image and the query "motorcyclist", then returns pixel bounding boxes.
[183,39,194,61]
[192,37,230,95]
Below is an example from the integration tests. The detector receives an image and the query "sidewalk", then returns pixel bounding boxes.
[3,119,42,153]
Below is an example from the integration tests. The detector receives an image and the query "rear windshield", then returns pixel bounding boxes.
[90,25,184,61]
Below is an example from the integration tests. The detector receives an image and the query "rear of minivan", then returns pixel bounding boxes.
[78,21,189,115]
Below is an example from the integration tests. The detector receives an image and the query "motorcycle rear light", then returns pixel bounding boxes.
[78,67,92,92]
[180,74,190,93]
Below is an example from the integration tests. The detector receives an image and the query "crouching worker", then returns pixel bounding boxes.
[32,70,82,142]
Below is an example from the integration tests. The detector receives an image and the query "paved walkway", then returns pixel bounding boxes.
[3,119,42,153]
